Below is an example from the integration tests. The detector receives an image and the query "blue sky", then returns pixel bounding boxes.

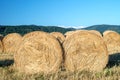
[0,0,120,27]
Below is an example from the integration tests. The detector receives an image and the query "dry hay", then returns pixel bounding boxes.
[63,31,108,72]
[14,31,63,74]
[64,30,88,38]
[89,30,102,37]
[2,33,22,54]
[64,31,75,37]
[50,32,65,43]
[103,30,120,54]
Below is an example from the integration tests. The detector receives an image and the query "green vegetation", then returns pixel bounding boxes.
[0,25,75,36]
[82,24,120,34]
[0,24,120,36]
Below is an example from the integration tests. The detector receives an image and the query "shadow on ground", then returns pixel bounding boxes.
[0,59,14,67]
[107,53,120,68]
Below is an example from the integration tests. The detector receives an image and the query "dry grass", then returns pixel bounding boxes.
[2,33,22,54]
[63,30,108,72]
[0,64,120,80]
[50,32,65,43]
[14,31,63,74]
[103,30,120,54]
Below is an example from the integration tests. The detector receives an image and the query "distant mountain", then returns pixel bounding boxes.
[81,24,120,33]
[0,24,120,36]
[0,25,75,36]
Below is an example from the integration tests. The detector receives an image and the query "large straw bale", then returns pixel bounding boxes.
[63,31,108,72]
[14,31,63,74]
[103,30,120,54]
[89,30,102,37]
[3,33,22,54]
[50,32,65,43]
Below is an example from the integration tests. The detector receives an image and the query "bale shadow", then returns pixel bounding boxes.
[0,59,14,67]
[107,53,120,68]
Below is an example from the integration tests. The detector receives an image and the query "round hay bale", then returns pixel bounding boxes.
[50,32,65,43]
[2,33,22,54]
[89,30,102,37]
[103,30,120,54]
[63,31,108,72]
[14,31,63,74]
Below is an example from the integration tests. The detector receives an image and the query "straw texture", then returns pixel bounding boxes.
[89,30,102,37]
[50,32,65,43]
[3,33,22,54]
[103,30,120,54]
[63,31,108,72]
[64,31,75,37]
[14,31,63,74]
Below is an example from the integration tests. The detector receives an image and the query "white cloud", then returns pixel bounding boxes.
[58,25,86,29]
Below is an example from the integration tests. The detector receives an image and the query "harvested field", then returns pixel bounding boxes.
[0,30,119,80]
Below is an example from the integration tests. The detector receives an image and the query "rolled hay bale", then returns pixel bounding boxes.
[103,30,120,54]
[63,31,108,72]
[50,32,65,43]
[2,33,22,54]
[14,31,63,74]
[89,30,102,37]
